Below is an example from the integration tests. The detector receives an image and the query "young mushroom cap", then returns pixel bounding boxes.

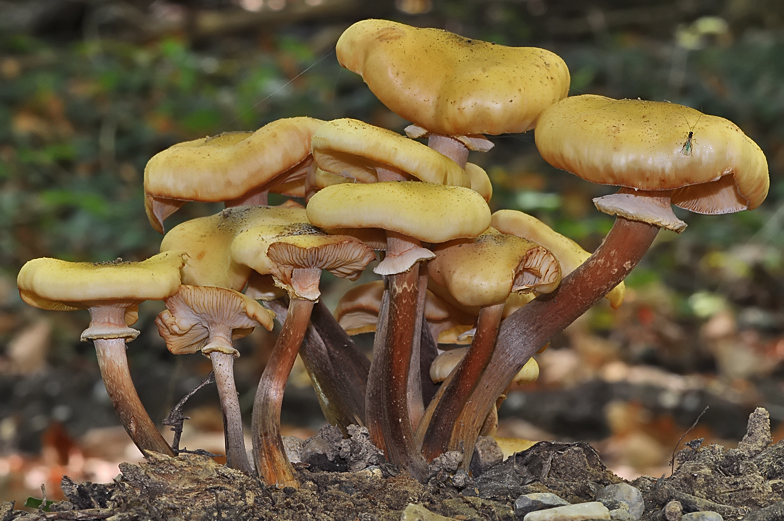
[428,228,562,308]
[311,118,469,187]
[160,206,309,291]
[156,285,275,355]
[491,209,625,309]
[144,117,324,232]
[535,95,769,232]
[336,19,570,136]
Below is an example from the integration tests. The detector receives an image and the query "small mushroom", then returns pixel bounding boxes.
[155,285,275,473]
[233,223,375,487]
[418,228,560,461]
[17,251,186,457]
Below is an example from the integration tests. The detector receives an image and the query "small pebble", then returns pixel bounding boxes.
[400,503,456,521]
[595,483,644,519]
[663,500,682,521]
[523,501,610,521]
[681,513,723,521]
[609,505,637,521]
[514,493,570,518]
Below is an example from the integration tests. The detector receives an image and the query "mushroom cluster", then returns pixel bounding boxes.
[18,19,768,488]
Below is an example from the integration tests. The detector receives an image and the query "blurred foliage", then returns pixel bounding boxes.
[1,0,783,334]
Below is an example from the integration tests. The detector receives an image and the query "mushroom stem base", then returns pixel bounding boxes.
[252,297,314,488]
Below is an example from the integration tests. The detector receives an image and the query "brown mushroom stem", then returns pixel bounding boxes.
[416,301,504,460]
[421,217,660,466]
[208,350,253,474]
[252,296,315,488]
[427,134,469,168]
[417,268,440,408]
[88,305,175,457]
[266,298,368,432]
[365,263,429,481]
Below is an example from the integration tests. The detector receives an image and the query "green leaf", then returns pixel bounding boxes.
[24,497,53,511]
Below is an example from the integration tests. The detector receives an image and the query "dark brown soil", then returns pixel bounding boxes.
[5,408,784,521]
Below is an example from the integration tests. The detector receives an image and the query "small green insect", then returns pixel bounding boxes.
[678,112,703,156]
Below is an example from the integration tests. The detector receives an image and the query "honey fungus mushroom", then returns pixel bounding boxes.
[17,251,186,457]
[428,95,769,466]
[144,117,324,233]
[156,285,275,474]
[336,19,570,165]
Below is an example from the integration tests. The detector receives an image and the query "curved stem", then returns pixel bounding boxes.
[209,350,252,473]
[417,302,504,460]
[93,337,174,457]
[427,134,469,168]
[252,297,314,488]
[425,217,660,466]
[365,266,428,480]
[266,298,368,432]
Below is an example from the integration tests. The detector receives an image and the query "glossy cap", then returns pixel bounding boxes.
[429,228,561,308]
[336,20,570,135]
[312,118,469,187]
[144,117,324,232]
[535,95,769,226]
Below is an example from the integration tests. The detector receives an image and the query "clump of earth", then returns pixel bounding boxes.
[4,408,784,520]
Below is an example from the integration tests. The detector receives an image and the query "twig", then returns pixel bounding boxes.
[163,372,216,454]
[670,405,709,476]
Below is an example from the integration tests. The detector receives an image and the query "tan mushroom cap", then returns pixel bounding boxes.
[429,347,539,384]
[429,228,561,308]
[160,206,308,291]
[535,95,769,215]
[18,251,185,312]
[144,117,324,233]
[156,285,274,356]
[312,118,469,187]
[306,181,491,244]
[232,222,375,300]
[491,210,625,309]
[336,19,570,136]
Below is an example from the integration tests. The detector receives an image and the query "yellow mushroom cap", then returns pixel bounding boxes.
[144,117,324,232]
[161,206,309,291]
[336,19,570,136]
[465,163,493,203]
[429,228,561,308]
[156,285,275,355]
[491,209,625,309]
[232,221,375,300]
[306,181,491,244]
[429,347,540,384]
[18,251,185,311]
[312,118,469,187]
[535,95,769,214]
